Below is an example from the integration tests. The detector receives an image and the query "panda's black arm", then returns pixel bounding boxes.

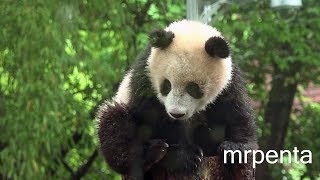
[218,91,259,158]
[224,107,258,149]
[97,102,144,176]
[97,102,168,178]
[218,66,258,154]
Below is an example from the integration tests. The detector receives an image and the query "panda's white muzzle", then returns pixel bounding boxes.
[164,90,198,120]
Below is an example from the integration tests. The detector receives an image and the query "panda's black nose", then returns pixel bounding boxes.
[170,113,185,119]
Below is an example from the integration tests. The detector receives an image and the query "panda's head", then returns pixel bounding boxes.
[147,20,233,120]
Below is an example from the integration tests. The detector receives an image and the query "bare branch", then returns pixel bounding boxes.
[72,149,99,180]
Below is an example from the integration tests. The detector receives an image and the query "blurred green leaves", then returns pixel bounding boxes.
[0,0,319,179]
[0,0,185,179]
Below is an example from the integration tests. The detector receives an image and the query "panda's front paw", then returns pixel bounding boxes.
[143,139,168,171]
[159,144,203,174]
[218,141,247,166]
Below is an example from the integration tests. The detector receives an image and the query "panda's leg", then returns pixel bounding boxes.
[97,102,167,178]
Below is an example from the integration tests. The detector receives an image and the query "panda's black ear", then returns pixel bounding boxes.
[205,37,230,58]
[149,29,175,49]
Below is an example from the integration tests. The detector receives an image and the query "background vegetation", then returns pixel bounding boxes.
[0,0,319,179]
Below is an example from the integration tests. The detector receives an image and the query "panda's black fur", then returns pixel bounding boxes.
[97,22,258,179]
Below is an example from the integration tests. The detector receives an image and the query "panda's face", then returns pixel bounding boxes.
[147,20,233,120]
[158,77,205,120]
[148,48,232,120]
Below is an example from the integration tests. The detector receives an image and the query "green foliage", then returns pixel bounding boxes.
[287,102,320,178]
[0,0,185,179]
[270,102,320,179]
[0,0,319,179]
[215,0,320,95]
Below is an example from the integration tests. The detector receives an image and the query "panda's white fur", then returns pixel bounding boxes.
[114,70,133,105]
[146,20,233,119]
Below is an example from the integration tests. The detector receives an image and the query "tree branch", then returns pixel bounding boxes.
[62,159,74,175]
[136,0,152,26]
[72,149,98,180]
[0,141,7,151]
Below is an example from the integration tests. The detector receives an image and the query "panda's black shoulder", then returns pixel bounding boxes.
[128,45,153,98]
[126,45,161,112]
[204,65,253,122]
[221,65,247,100]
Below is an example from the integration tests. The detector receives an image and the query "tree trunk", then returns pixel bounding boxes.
[256,66,298,180]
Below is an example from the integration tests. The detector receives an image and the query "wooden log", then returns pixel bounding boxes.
[123,156,255,180]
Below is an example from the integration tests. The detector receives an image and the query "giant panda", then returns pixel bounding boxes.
[97,20,258,179]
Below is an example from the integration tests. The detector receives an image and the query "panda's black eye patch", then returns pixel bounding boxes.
[160,79,171,96]
[186,82,203,99]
